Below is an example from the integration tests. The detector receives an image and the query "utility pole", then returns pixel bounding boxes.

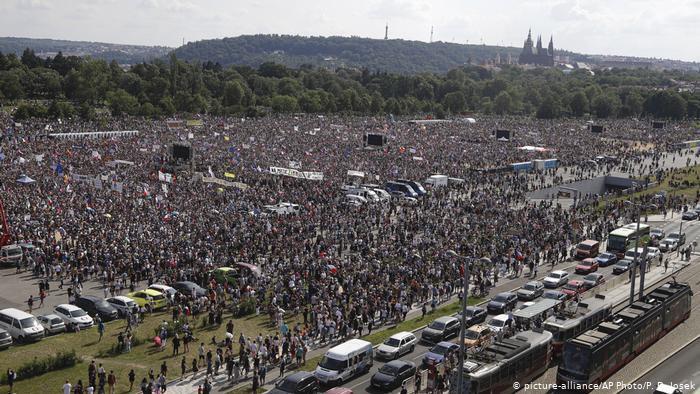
[384,23,388,40]
[447,250,470,394]
[430,26,433,43]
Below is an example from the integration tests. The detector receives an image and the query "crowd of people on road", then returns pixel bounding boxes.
[1,113,699,392]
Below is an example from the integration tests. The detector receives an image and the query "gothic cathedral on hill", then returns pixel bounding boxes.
[518,29,554,66]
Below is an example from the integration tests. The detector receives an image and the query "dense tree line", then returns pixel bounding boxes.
[172,34,587,75]
[1,48,699,120]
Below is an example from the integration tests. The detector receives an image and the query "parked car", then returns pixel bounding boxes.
[659,238,679,252]
[517,281,544,301]
[421,316,460,343]
[370,360,416,391]
[172,281,208,298]
[463,325,493,349]
[422,341,459,366]
[596,253,618,267]
[486,314,513,333]
[376,331,417,360]
[582,273,606,290]
[54,304,93,329]
[456,306,488,327]
[543,290,568,301]
[561,280,586,299]
[106,296,138,317]
[36,314,66,335]
[148,284,178,300]
[487,292,518,314]
[128,289,167,310]
[543,270,569,288]
[682,211,698,220]
[0,328,12,350]
[668,232,686,246]
[270,371,319,394]
[575,258,599,274]
[612,259,635,275]
[650,228,665,241]
[74,295,119,321]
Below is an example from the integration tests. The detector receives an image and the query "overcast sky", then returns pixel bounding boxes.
[1,0,698,62]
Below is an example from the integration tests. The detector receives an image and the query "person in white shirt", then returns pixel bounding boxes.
[62,380,72,394]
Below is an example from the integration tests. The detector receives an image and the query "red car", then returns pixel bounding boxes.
[561,280,586,299]
[575,258,599,274]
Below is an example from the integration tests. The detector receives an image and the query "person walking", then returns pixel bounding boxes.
[107,371,116,394]
[128,369,136,392]
[97,319,105,342]
[181,357,187,378]
[63,380,72,394]
[279,355,286,378]
[664,258,669,273]
[7,368,16,394]
[27,295,34,313]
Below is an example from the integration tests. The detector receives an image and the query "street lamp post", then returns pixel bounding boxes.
[447,250,469,394]
[624,201,657,305]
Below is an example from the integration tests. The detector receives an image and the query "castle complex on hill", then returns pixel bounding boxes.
[519,29,554,67]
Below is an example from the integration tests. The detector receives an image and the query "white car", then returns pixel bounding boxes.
[659,238,678,252]
[646,247,661,265]
[543,270,569,288]
[54,304,93,329]
[345,194,368,205]
[486,314,513,333]
[376,331,418,360]
[106,296,138,317]
[36,314,66,335]
[148,284,177,300]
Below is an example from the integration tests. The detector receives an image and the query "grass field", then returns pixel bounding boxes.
[601,164,700,209]
[0,307,300,393]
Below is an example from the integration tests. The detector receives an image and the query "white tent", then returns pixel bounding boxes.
[16,175,36,184]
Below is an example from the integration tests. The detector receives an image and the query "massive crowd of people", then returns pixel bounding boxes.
[1,113,699,392]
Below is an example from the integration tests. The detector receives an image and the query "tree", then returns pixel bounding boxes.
[47,100,75,119]
[591,94,620,118]
[106,89,139,116]
[493,91,513,115]
[536,96,561,119]
[223,80,245,106]
[569,90,589,117]
[442,91,466,113]
[643,90,687,119]
[0,71,24,99]
[270,95,299,112]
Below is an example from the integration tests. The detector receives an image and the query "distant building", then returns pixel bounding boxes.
[518,29,554,67]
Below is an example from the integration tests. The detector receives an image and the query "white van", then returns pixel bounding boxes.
[0,308,44,342]
[0,245,23,266]
[624,247,648,262]
[315,339,373,385]
[347,188,379,202]
[361,184,391,202]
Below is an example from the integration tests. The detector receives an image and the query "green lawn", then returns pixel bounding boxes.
[600,164,700,209]
[0,308,301,393]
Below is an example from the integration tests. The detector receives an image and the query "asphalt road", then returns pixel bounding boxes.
[620,338,700,394]
[323,216,700,394]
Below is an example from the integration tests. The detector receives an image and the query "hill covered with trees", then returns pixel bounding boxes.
[0,48,698,121]
[0,37,171,65]
[172,34,588,75]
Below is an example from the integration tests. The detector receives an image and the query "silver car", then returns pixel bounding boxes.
[517,281,544,301]
[37,314,66,335]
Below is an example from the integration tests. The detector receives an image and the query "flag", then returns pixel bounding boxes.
[224,136,230,141]
[224,172,236,179]
[55,162,64,176]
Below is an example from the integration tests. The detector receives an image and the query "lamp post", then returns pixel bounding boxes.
[624,201,657,304]
[447,249,470,394]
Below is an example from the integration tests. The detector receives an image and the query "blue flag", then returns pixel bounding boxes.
[55,162,64,176]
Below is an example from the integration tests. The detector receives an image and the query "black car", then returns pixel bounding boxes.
[269,371,318,394]
[457,306,488,327]
[421,316,460,343]
[582,273,605,290]
[371,360,417,391]
[612,259,634,275]
[487,292,517,314]
[682,211,699,221]
[172,281,208,298]
[74,295,119,321]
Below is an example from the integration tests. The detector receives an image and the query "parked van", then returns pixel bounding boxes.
[0,245,23,266]
[575,240,600,259]
[385,182,418,198]
[424,175,448,187]
[397,179,427,196]
[314,339,373,385]
[347,188,379,202]
[0,308,44,342]
[362,185,391,202]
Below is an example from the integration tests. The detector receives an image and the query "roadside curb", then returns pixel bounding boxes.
[614,334,700,393]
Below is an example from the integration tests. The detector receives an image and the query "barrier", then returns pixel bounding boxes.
[48,130,139,139]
